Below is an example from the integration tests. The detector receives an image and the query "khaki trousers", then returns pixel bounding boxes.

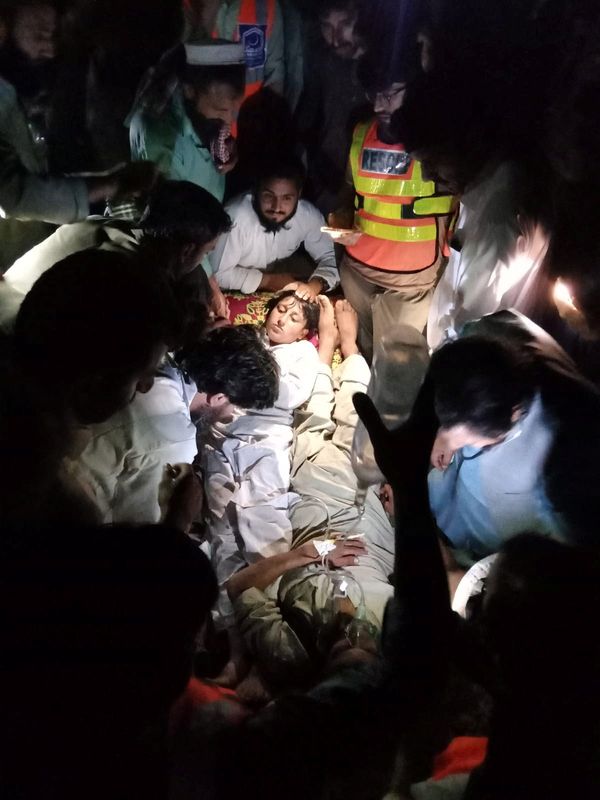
[340,252,437,361]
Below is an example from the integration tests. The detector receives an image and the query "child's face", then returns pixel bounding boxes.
[266,296,309,345]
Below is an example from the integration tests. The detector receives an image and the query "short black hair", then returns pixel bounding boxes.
[357,44,418,94]
[14,250,178,389]
[265,290,320,338]
[141,180,231,245]
[255,156,306,193]
[181,325,279,409]
[430,336,535,437]
[317,0,360,19]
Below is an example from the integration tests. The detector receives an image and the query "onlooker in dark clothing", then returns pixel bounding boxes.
[0,249,180,533]
[296,0,370,215]
[48,0,184,172]
[0,521,218,800]
[0,0,158,270]
[1,179,232,331]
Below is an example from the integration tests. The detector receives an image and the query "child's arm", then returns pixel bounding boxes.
[273,341,320,412]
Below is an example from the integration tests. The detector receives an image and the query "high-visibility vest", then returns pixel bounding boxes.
[183,0,276,100]
[348,119,455,272]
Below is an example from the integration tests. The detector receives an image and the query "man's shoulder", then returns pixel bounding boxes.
[225,192,255,217]
[296,198,325,225]
[225,193,259,232]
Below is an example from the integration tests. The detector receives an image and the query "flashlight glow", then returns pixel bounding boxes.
[553,279,577,310]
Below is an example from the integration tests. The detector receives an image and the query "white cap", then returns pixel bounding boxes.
[184,41,245,66]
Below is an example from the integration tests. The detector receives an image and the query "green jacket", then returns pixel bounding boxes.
[129,88,225,202]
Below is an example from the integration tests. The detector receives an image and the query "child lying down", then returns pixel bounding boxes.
[201,291,321,625]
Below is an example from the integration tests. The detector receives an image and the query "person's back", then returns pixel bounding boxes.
[0,249,178,532]
[427,312,600,560]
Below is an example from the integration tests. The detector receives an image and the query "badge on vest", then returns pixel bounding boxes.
[361,148,411,176]
[238,24,267,69]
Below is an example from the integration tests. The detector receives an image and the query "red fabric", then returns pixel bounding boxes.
[169,677,245,735]
[432,736,488,780]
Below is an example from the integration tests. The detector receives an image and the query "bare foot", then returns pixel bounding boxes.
[335,299,359,358]
[317,295,339,364]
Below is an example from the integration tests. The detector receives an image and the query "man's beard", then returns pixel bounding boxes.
[252,195,299,233]
[184,101,223,149]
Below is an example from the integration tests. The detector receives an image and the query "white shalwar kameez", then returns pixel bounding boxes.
[202,338,319,624]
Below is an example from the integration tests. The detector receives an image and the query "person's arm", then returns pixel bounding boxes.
[0,131,89,222]
[129,109,182,178]
[325,159,362,247]
[228,539,367,600]
[212,217,268,294]
[299,207,340,296]
[263,0,285,93]
[273,340,320,411]
[227,543,318,600]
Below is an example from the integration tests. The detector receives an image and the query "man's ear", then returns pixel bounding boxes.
[207,392,229,407]
[296,327,309,342]
[182,82,194,101]
[511,405,523,424]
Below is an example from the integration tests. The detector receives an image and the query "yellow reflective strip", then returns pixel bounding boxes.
[354,174,436,197]
[357,217,437,242]
[413,195,454,215]
[362,195,455,219]
[350,122,371,182]
[362,196,407,218]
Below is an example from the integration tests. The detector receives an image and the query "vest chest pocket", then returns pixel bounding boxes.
[361,148,411,175]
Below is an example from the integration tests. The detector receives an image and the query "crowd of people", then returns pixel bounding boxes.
[1,0,600,798]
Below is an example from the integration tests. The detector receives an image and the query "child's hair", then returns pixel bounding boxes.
[264,290,320,338]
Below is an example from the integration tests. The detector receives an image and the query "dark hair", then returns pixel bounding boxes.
[255,156,305,192]
[14,250,178,395]
[317,0,360,19]
[141,180,231,245]
[430,336,535,437]
[265,291,320,338]
[357,35,419,94]
[180,324,279,409]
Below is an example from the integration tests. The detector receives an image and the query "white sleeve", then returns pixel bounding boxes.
[301,203,339,290]
[273,341,320,411]
[211,223,263,294]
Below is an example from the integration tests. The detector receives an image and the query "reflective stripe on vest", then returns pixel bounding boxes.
[350,121,436,198]
[238,0,275,99]
[356,217,438,243]
[361,194,455,220]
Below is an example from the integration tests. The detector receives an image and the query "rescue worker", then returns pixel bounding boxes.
[329,51,456,359]
[183,0,284,100]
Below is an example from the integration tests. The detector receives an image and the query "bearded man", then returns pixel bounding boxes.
[210,156,339,300]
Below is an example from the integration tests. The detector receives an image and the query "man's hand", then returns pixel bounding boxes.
[210,283,230,320]
[86,161,159,204]
[328,538,367,568]
[217,151,238,175]
[326,211,362,247]
[430,429,455,470]
[159,463,204,533]
[283,278,326,302]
